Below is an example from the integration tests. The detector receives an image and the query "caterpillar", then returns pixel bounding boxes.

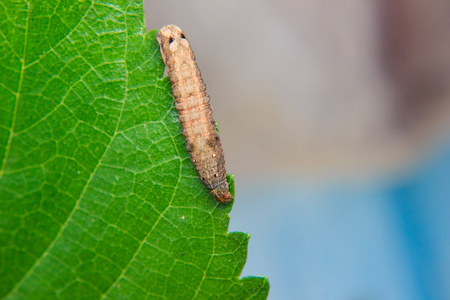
[156,25,233,203]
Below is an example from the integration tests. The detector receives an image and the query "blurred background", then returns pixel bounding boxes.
[145,1,450,299]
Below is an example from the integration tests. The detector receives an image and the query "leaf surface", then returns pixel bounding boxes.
[0,0,269,298]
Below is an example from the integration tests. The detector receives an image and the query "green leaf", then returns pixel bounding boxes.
[0,0,269,298]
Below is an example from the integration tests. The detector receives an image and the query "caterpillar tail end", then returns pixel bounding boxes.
[217,191,233,203]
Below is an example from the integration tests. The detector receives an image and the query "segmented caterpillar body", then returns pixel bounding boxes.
[156,25,233,203]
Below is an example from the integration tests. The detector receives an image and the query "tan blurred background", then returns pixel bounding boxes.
[145,0,450,183]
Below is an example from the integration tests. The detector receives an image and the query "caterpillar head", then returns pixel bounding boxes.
[156,25,190,64]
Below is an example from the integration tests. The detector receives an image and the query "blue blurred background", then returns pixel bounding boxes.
[146,1,450,299]
[230,140,450,300]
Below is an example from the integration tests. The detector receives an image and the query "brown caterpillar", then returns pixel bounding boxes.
[156,25,233,203]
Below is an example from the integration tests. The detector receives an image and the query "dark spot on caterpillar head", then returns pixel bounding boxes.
[181,33,186,39]
[169,37,174,44]
[215,136,220,141]
[214,173,218,177]
[201,177,205,181]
